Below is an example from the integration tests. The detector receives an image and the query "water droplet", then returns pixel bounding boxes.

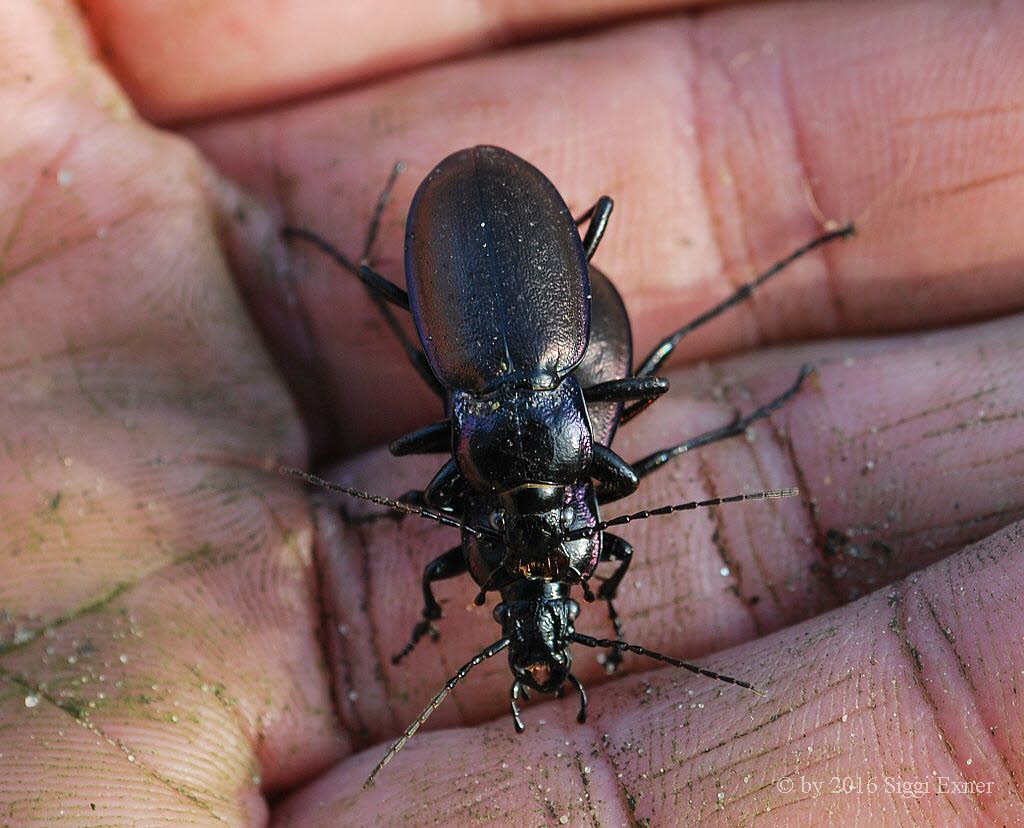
[24,694,40,708]
[720,566,730,577]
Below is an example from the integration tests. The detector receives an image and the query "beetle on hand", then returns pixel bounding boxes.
[283,146,854,786]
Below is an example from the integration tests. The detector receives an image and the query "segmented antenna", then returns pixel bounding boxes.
[279,466,487,538]
[565,487,799,542]
[570,633,765,696]
[364,638,510,788]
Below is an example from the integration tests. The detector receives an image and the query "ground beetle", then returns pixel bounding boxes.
[283,146,853,786]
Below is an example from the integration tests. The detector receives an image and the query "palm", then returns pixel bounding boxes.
[2,1,1022,824]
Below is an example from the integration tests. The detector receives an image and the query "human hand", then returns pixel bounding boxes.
[2,1,1022,824]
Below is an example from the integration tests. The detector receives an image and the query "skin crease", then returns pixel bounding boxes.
[0,1,1021,826]
[79,0,722,122]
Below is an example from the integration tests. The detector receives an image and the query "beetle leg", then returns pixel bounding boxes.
[596,533,633,672]
[389,419,452,456]
[631,365,813,480]
[580,579,596,603]
[583,376,668,404]
[282,226,410,309]
[348,269,443,397]
[623,224,853,422]
[585,377,667,425]
[575,195,614,261]
[282,161,451,400]
[396,489,427,508]
[281,226,446,397]
[361,160,405,262]
[591,444,639,504]
[422,458,468,511]
[597,533,634,601]
[392,546,468,664]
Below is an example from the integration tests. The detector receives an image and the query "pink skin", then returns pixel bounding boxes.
[1,0,1022,824]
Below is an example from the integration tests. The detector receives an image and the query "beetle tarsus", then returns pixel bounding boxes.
[577,195,614,261]
[391,619,440,665]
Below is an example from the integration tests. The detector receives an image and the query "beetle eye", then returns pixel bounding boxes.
[560,507,575,529]
[493,603,509,623]
[489,510,505,531]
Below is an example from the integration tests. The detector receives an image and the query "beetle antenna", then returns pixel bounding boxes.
[570,632,765,696]
[565,487,799,541]
[280,467,492,538]
[364,638,510,787]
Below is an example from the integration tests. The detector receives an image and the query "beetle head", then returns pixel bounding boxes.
[494,581,579,692]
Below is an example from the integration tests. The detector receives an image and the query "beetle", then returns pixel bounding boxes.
[282,146,853,785]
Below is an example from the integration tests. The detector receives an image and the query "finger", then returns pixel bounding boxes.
[0,1,335,818]
[80,0,723,121]
[275,522,1024,823]
[193,0,1024,453]
[318,314,1023,748]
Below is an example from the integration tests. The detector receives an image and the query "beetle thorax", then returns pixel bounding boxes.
[451,375,593,493]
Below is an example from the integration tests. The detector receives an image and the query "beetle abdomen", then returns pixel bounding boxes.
[406,146,590,393]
